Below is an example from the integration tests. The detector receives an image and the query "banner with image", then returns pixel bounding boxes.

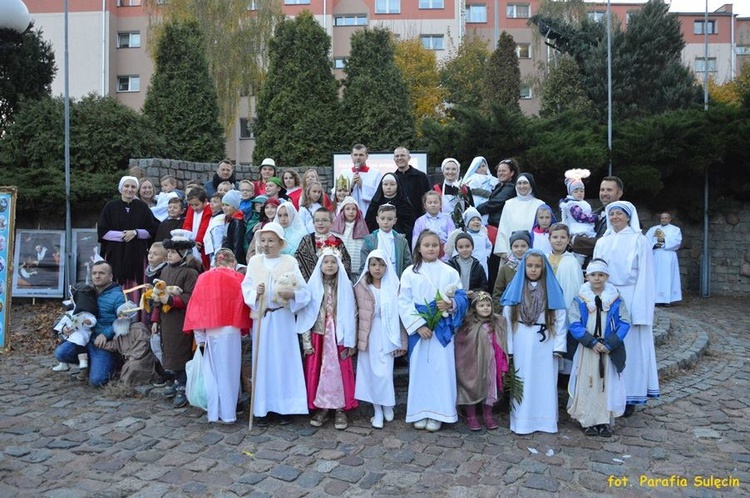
[0,187,17,352]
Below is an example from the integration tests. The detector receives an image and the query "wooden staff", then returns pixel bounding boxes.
[248,293,264,431]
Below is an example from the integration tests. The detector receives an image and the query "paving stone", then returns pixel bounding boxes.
[323,479,350,495]
[329,465,365,483]
[523,475,559,493]
[4,446,31,457]
[270,464,301,482]
[313,460,338,473]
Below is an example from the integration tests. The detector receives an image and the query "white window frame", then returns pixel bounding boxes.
[506,3,530,19]
[375,0,401,14]
[333,15,368,27]
[284,0,310,5]
[520,85,532,100]
[588,11,605,22]
[694,20,716,35]
[516,43,531,59]
[420,35,444,51]
[117,75,140,93]
[466,4,487,24]
[419,0,444,9]
[695,57,717,73]
[116,0,142,6]
[116,31,141,49]
[333,57,347,69]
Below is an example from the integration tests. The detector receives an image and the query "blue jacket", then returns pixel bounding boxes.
[569,295,630,373]
[94,282,126,340]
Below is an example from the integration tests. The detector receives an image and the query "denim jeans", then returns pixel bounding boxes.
[54,339,118,387]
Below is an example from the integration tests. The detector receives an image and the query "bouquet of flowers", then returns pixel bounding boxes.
[451,184,474,230]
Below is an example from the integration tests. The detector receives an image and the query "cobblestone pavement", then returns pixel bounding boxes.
[0,296,747,497]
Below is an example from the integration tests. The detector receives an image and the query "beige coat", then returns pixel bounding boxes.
[354,282,407,352]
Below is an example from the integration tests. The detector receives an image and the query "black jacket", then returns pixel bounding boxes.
[477,181,516,227]
[447,256,488,293]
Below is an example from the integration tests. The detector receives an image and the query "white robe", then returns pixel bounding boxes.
[194,326,241,423]
[355,286,396,406]
[494,197,545,255]
[241,255,311,417]
[340,168,383,215]
[645,223,682,304]
[398,261,462,424]
[594,227,660,404]
[504,304,566,434]
[549,251,583,375]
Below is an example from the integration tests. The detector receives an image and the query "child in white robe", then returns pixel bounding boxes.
[500,249,568,434]
[398,230,469,432]
[354,250,407,429]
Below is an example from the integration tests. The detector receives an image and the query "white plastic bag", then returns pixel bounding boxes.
[185,347,207,411]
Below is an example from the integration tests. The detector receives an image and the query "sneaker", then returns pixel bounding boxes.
[152,378,168,388]
[334,410,348,430]
[383,406,394,422]
[173,392,188,409]
[162,382,178,398]
[310,409,329,427]
[277,414,293,426]
[52,362,70,372]
[598,424,613,437]
[413,418,428,430]
[254,416,272,427]
[425,419,442,432]
[622,404,636,418]
[584,426,599,436]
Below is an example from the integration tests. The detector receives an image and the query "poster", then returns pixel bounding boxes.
[0,187,17,352]
[72,229,102,285]
[332,151,428,186]
[11,229,65,298]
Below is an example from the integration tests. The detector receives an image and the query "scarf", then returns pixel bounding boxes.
[519,281,546,326]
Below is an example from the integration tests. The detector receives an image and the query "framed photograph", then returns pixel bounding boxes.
[332,151,428,185]
[0,187,17,352]
[11,229,65,298]
[72,229,103,285]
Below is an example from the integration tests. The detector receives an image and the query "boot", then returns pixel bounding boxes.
[465,404,481,431]
[77,353,88,370]
[483,403,499,430]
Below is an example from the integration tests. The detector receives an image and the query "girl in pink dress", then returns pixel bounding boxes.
[297,243,358,430]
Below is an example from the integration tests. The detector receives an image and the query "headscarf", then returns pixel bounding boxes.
[296,247,356,347]
[514,172,537,201]
[331,196,369,239]
[118,176,139,193]
[355,249,402,353]
[605,200,641,233]
[440,158,461,185]
[461,156,488,185]
[371,173,406,204]
[274,201,307,254]
[500,249,566,310]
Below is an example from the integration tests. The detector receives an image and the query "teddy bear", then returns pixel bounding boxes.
[439,284,458,317]
[272,271,300,305]
[142,278,183,313]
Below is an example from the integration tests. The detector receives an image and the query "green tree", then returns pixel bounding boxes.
[440,37,490,110]
[482,32,521,113]
[540,54,595,117]
[253,11,341,166]
[0,95,159,217]
[394,38,445,133]
[144,0,283,134]
[142,20,225,162]
[341,28,415,149]
[0,24,56,132]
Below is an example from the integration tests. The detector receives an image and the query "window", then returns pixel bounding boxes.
[516,43,531,59]
[334,15,367,26]
[248,0,258,10]
[116,0,142,6]
[333,57,347,69]
[117,32,141,49]
[117,75,140,92]
[694,20,716,35]
[239,118,254,140]
[587,11,605,22]
[506,4,530,19]
[284,0,310,4]
[420,35,444,51]
[419,0,444,9]
[375,0,400,14]
[737,46,750,55]
[695,57,717,73]
[466,5,487,23]
[520,85,532,100]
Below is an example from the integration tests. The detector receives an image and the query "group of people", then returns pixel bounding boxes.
[50,144,683,437]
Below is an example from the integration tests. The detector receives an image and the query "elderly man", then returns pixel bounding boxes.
[570,175,624,257]
[392,146,431,217]
[646,212,682,306]
[204,159,238,197]
[54,261,126,386]
[341,144,382,214]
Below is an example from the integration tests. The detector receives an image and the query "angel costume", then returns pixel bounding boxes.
[501,249,568,434]
[241,253,311,418]
[398,260,468,424]
[354,250,405,407]
[594,201,659,405]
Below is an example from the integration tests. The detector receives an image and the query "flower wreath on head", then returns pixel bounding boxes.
[315,234,343,256]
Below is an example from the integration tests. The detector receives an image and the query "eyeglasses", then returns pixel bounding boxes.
[240,189,253,193]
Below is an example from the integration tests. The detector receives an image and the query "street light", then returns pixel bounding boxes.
[0,0,31,34]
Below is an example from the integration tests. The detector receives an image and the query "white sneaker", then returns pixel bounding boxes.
[52,362,70,372]
[425,419,442,432]
[383,406,394,422]
[413,418,428,430]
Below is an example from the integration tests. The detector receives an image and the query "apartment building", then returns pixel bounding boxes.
[23,1,745,163]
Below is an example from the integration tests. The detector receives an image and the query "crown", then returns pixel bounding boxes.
[335,175,351,190]
[316,235,343,258]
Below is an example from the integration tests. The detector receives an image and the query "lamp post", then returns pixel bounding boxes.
[0,0,31,34]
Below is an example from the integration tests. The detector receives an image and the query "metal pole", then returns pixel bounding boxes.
[64,0,72,289]
[700,0,710,297]
[606,0,612,176]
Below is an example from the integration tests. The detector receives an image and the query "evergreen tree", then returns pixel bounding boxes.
[142,20,225,162]
[439,37,489,110]
[253,11,341,166]
[482,32,521,113]
[540,54,594,117]
[0,24,56,132]
[341,28,415,149]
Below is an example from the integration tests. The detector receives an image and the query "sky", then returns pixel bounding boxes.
[617,0,750,18]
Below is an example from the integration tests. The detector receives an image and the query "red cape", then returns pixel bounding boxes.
[183,267,251,333]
